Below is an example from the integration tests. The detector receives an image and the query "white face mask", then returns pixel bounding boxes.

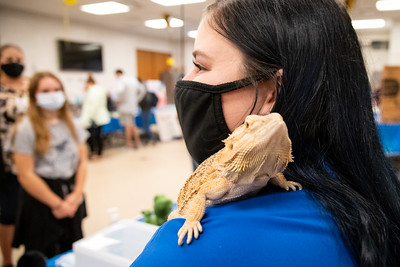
[36,91,66,110]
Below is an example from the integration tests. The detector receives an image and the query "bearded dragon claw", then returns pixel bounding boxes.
[178,220,202,245]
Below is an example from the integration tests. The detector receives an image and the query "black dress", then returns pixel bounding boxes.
[13,175,87,258]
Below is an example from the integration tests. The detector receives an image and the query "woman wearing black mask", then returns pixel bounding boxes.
[0,44,28,267]
[132,0,400,266]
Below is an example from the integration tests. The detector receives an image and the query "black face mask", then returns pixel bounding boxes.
[174,78,253,164]
[1,63,24,78]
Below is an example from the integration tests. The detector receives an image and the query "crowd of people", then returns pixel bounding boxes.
[0,44,91,266]
[0,44,157,266]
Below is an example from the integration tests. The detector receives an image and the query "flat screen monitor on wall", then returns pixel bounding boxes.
[58,40,103,71]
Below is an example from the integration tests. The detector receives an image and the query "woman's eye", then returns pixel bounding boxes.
[192,61,205,71]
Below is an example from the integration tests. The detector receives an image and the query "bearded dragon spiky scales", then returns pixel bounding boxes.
[168,113,302,245]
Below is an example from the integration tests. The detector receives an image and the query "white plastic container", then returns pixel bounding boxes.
[153,105,182,142]
[73,219,158,267]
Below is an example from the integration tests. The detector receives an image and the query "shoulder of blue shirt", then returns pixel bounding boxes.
[131,186,356,267]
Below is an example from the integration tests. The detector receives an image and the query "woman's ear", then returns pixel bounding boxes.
[258,69,283,115]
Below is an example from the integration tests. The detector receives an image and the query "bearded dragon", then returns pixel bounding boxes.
[168,113,302,245]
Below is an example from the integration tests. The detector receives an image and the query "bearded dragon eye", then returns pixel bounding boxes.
[229,144,234,150]
[245,122,249,128]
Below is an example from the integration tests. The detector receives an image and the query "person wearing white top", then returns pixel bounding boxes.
[80,74,110,159]
[115,69,146,148]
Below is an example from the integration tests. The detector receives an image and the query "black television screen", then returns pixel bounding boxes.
[58,40,103,71]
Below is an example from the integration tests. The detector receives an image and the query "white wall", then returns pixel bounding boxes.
[0,7,195,102]
[388,21,400,66]
[357,32,390,90]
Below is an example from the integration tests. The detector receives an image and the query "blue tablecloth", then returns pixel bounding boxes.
[102,111,156,134]
[377,123,400,156]
[46,250,73,267]
[102,116,124,134]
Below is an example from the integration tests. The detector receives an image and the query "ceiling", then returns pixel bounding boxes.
[0,0,399,41]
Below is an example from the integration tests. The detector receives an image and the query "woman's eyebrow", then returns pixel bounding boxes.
[192,50,211,60]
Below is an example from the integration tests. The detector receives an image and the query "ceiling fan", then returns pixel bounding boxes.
[145,12,184,29]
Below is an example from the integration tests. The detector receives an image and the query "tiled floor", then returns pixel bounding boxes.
[82,139,192,236]
[6,139,193,265]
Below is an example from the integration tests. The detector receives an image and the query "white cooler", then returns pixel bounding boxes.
[73,219,158,267]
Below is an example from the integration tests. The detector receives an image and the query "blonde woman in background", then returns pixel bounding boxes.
[11,71,88,258]
[80,73,110,160]
[0,44,29,267]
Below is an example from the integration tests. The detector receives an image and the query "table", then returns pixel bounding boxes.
[377,123,400,156]
[102,111,156,134]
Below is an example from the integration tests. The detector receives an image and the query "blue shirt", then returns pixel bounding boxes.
[131,189,355,266]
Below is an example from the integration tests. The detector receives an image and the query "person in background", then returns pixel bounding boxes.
[138,78,158,144]
[115,69,146,149]
[0,44,29,267]
[80,73,110,160]
[132,0,400,266]
[159,65,182,105]
[11,71,88,259]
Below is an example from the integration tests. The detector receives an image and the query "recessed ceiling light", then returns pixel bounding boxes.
[151,0,206,7]
[145,18,184,29]
[352,19,386,30]
[145,19,168,29]
[80,1,130,15]
[187,30,198,38]
[169,18,184,27]
[376,0,400,11]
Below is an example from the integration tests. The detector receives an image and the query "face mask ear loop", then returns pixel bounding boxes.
[249,84,258,115]
[233,84,259,129]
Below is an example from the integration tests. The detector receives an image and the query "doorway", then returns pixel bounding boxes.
[136,49,171,80]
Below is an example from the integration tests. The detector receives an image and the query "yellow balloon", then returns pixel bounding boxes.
[166,57,175,67]
[345,0,355,9]
[64,0,77,6]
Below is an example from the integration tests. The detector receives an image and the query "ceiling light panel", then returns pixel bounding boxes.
[145,19,168,29]
[169,18,184,27]
[80,1,130,15]
[145,18,184,29]
[187,30,198,38]
[151,0,206,7]
[376,0,400,11]
[352,19,386,29]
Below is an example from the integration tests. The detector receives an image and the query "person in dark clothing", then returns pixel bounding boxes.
[138,79,158,143]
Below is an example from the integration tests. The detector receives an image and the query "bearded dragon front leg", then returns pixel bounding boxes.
[177,177,233,245]
[177,194,205,245]
[270,172,302,191]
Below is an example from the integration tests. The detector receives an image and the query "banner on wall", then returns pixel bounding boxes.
[380,66,400,123]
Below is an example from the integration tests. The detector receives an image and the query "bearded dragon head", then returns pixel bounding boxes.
[216,113,293,176]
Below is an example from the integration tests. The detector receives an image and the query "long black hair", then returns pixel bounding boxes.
[207,0,400,266]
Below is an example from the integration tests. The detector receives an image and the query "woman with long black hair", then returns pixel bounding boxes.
[132,0,400,266]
